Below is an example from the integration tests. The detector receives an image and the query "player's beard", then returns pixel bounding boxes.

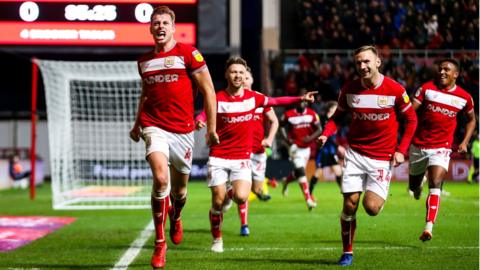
[231,79,243,89]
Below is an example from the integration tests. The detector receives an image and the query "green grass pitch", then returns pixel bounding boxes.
[0,181,478,269]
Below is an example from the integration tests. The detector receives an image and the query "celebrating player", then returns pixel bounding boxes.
[129,6,218,269]
[201,67,278,236]
[234,67,279,236]
[318,45,417,266]
[408,58,476,242]
[280,99,323,210]
[196,56,316,253]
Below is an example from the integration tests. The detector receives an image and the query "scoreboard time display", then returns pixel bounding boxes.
[0,0,197,46]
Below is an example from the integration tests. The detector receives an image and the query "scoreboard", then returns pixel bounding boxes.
[0,0,197,46]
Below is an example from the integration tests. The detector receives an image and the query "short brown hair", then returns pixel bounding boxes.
[354,45,378,56]
[151,6,175,23]
[225,56,247,70]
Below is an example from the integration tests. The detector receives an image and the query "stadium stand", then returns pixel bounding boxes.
[296,0,479,50]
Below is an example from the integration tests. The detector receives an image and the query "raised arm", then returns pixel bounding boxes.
[266,91,317,107]
[192,69,219,145]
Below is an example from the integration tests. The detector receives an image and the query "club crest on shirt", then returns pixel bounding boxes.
[377,96,389,107]
[192,50,204,62]
[164,56,175,68]
[352,96,361,104]
[451,98,461,107]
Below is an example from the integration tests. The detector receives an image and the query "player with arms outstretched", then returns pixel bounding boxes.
[318,45,417,266]
[129,6,218,269]
[408,58,476,242]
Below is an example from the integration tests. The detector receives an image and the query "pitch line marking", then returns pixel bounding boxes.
[109,220,477,269]
[111,220,153,270]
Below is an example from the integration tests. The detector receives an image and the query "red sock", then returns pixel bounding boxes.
[209,209,223,239]
[151,195,170,243]
[299,180,312,201]
[426,189,441,224]
[237,201,249,226]
[340,215,356,254]
[169,194,186,221]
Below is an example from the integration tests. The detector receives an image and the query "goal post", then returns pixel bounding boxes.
[36,59,151,209]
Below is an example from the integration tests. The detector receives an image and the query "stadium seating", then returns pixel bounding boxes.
[296,0,479,50]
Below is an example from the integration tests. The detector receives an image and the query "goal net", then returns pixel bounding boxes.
[36,60,151,210]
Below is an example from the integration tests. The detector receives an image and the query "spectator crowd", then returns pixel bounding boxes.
[298,0,479,50]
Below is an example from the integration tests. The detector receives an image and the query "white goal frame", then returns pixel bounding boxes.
[36,60,151,210]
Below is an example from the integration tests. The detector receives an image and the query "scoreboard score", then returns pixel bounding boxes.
[0,0,197,46]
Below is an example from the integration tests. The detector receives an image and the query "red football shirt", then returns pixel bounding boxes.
[282,107,320,148]
[137,42,207,134]
[209,89,268,159]
[329,75,413,160]
[412,81,474,149]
